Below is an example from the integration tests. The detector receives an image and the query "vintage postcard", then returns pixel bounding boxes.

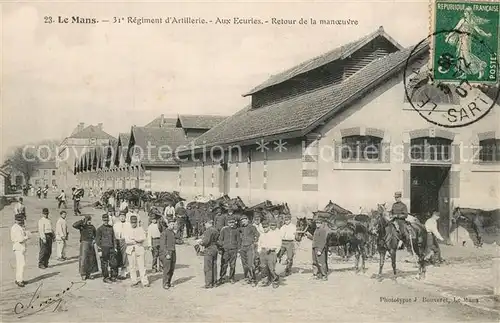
[0,0,499,322]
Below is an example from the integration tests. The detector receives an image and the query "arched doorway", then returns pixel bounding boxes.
[409,136,453,234]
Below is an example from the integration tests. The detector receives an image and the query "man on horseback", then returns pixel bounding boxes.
[390,191,408,249]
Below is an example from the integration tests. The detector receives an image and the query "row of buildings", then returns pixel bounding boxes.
[65,26,499,238]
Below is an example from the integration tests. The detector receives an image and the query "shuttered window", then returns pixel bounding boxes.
[341,135,382,161]
[479,139,500,162]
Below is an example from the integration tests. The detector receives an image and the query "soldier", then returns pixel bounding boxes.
[14,197,26,221]
[278,214,297,276]
[160,219,176,289]
[185,204,194,238]
[55,211,69,261]
[96,214,118,283]
[239,214,260,285]
[38,208,54,269]
[424,211,445,265]
[123,215,149,287]
[312,216,329,281]
[197,220,219,289]
[11,214,30,287]
[146,214,162,272]
[258,220,281,288]
[217,217,241,285]
[390,191,409,249]
[113,211,130,279]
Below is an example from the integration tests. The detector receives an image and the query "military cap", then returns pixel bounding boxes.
[394,191,402,198]
[261,221,270,227]
[269,220,277,226]
[240,214,248,220]
[167,218,176,223]
[284,214,292,220]
[102,213,109,220]
[84,214,92,221]
[130,215,138,222]
[15,214,25,221]
[42,208,49,215]
[206,219,214,225]
[227,217,235,224]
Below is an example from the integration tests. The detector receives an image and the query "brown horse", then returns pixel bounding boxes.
[368,206,428,280]
[451,207,500,246]
[296,215,369,273]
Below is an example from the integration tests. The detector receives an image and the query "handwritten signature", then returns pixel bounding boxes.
[14,281,86,318]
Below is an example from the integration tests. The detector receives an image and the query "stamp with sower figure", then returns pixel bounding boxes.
[403,0,499,128]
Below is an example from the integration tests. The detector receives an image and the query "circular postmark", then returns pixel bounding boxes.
[403,29,499,128]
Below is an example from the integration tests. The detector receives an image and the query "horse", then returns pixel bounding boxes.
[451,207,500,246]
[368,205,427,280]
[296,214,369,273]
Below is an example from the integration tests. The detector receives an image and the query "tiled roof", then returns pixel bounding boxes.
[130,127,189,167]
[185,42,428,153]
[35,161,57,169]
[177,115,227,130]
[144,116,178,128]
[69,125,116,140]
[243,27,403,96]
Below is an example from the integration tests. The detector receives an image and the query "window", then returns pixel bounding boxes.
[341,135,382,161]
[35,180,40,186]
[44,170,48,176]
[52,170,56,176]
[479,139,500,162]
[52,179,56,186]
[410,137,452,161]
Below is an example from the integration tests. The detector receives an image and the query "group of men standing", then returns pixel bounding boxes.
[195,210,299,289]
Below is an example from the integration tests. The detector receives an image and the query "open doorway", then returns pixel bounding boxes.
[410,165,451,237]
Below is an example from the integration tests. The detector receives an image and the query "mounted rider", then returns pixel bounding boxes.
[390,191,409,249]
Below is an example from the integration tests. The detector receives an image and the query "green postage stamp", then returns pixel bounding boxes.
[432,0,499,84]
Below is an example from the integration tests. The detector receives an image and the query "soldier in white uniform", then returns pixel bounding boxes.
[11,214,30,287]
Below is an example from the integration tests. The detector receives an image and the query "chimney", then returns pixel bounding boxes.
[97,123,103,130]
[160,114,165,128]
[78,122,85,132]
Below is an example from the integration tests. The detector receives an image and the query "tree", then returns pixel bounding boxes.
[5,146,40,184]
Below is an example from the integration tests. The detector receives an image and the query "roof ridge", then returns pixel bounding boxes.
[243,27,398,96]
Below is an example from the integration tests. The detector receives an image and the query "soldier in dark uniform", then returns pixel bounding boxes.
[311,216,330,281]
[198,220,219,288]
[160,219,176,289]
[390,191,409,249]
[217,217,240,285]
[239,214,260,285]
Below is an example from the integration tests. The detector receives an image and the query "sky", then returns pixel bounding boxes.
[1,0,429,162]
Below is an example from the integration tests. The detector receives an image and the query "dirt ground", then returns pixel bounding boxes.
[1,193,499,322]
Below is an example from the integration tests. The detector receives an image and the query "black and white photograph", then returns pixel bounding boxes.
[0,0,499,322]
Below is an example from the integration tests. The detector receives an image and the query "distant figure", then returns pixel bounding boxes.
[73,215,99,280]
[108,194,116,217]
[55,211,69,261]
[57,190,67,209]
[72,187,83,216]
[14,197,26,221]
[11,214,30,287]
[390,191,409,249]
[43,185,49,199]
[36,187,42,199]
[163,202,176,223]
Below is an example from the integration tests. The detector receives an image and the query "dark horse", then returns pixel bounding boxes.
[451,207,500,247]
[368,206,428,280]
[296,214,369,273]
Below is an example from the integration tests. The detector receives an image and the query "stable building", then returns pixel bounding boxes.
[74,114,227,192]
[178,26,500,238]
